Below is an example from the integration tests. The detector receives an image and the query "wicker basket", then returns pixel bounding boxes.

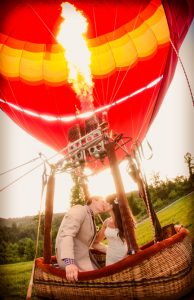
[34,227,194,299]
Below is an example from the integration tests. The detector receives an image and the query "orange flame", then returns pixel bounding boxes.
[57,2,94,112]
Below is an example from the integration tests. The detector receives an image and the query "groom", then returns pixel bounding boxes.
[55,195,109,281]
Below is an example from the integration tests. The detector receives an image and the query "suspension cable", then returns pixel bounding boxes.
[0,153,49,193]
[0,140,69,192]
[0,123,110,192]
[170,38,194,106]
[0,155,41,176]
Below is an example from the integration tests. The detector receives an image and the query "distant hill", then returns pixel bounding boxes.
[0,216,35,227]
[0,212,64,228]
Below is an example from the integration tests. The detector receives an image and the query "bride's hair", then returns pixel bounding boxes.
[106,195,125,242]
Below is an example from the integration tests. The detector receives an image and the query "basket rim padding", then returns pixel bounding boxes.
[35,227,189,281]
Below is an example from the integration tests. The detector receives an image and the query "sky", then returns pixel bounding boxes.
[0,22,194,219]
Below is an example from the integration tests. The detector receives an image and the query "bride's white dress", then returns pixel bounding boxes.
[105,226,128,266]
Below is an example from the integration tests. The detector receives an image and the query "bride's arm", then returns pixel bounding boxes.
[91,219,109,253]
[95,219,107,243]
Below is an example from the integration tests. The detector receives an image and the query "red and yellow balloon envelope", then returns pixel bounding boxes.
[0,0,193,169]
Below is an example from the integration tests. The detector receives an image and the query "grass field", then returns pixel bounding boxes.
[0,261,34,299]
[136,192,194,246]
[0,192,193,299]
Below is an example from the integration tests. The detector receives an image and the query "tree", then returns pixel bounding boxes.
[24,238,35,260]
[184,152,194,184]
[70,171,85,207]
[150,172,162,188]
[18,238,27,256]
[0,241,8,264]
[127,193,141,216]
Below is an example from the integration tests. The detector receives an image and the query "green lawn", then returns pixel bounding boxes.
[0,192,193,299]
[136,192,194,246]
[0,261,34,299]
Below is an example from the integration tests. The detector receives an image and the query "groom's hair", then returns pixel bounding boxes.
[86,195,102,205]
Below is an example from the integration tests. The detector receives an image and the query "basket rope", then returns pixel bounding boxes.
[26,163,47,300]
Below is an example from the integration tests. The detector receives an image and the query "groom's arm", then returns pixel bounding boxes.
[57,205,86,281]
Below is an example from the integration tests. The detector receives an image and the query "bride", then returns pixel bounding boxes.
[93,195,135,266]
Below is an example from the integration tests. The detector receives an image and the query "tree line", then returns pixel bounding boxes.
[0,152,193,265]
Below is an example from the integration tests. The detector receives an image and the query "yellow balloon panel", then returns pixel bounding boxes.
[0,4,169,83]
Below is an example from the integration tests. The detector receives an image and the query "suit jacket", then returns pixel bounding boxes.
[55,205,97,271]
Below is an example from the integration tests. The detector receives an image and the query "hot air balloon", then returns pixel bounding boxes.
[0,0,194,299]
[0,0,193,163]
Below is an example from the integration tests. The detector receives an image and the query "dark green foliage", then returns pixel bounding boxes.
[51,213,64,253]
[127,192,143,216]
[126,173,194,222]
[24,238,35,260]
[18,239,26,256]
[149,174,194,210]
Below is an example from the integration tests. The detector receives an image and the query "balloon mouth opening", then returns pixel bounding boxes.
[0,75,163,123]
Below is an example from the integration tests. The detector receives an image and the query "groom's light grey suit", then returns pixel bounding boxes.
[55,205,97,271]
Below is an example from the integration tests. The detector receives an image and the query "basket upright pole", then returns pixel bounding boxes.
[43,167,55,264]
[105,141,139,253]
[129,154,162,241]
